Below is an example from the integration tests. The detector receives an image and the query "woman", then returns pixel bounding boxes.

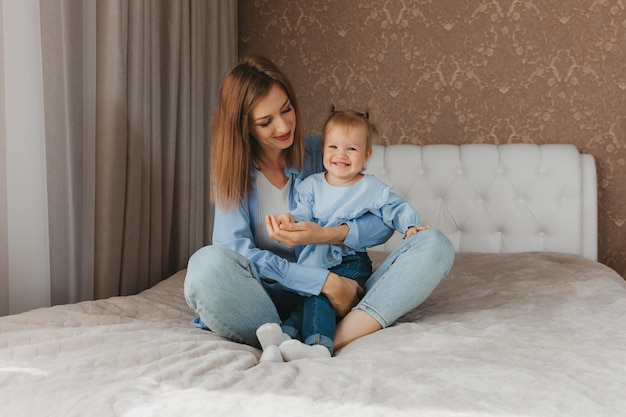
[184,56,454,360]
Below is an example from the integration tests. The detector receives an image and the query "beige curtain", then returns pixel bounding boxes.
[0,0,237,315]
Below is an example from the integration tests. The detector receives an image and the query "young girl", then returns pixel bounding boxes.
[184,56,454,364]
[259,108,431,361]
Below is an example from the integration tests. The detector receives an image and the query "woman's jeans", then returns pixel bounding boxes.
[281,252,372,354]
[184,228,455,349]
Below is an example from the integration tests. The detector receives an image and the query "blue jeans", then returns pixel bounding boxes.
[281,252,372,354]
[184,228,455,349]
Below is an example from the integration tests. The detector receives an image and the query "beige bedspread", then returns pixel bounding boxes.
[1,252,625,417]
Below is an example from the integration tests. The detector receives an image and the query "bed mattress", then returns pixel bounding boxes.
[1,252,625,417]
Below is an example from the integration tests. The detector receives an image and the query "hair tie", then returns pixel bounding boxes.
[330,106,369,120]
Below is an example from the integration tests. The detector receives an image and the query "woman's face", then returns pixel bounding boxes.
[248,83,296,157]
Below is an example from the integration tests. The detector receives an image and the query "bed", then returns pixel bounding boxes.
[1,143,625,417]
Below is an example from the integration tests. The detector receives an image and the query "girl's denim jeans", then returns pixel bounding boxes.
[281,252,372,354]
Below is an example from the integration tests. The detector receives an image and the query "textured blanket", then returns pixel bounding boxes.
[1,252,625,417]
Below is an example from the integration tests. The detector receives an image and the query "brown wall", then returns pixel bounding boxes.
[239,1,626,277]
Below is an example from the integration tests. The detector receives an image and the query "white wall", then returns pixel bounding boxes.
[2,0,51,313]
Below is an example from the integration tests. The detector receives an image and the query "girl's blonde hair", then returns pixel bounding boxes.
[321,105,378,153]
[210,56,305,209]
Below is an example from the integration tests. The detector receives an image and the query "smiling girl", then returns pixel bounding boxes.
[261,108,434,361]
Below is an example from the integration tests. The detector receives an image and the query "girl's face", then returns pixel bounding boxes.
[323,124,372,186]
[248,83,296,158]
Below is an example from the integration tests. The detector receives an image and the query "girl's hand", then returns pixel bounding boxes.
[275,213,295,226]
[265,215,349,247]
[405,225,433,239]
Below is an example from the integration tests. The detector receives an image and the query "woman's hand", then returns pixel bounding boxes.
[265,215,349,247]
[321,272,363,318]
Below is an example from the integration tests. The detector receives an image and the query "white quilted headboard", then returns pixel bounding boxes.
[364,144,598,261]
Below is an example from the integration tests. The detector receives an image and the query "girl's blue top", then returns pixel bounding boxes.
[291,173,420,269]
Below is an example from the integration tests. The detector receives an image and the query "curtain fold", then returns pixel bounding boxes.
[40,0,93,305]
[1,0,237,315]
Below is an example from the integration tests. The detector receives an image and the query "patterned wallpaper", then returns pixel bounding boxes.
[239,0,626,277]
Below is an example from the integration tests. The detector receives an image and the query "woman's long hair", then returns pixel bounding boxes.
[210,56,305,209]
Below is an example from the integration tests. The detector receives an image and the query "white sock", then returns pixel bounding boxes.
[279,339,332,361]
[259,344,284,363]
[256,323,285,350]
[256,323,293,364]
